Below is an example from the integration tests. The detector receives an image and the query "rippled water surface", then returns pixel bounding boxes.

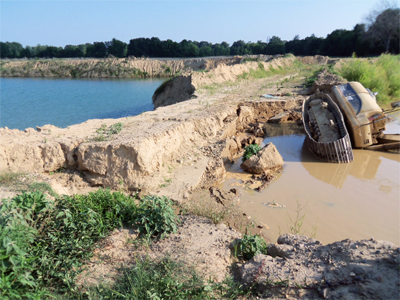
[0,77,165,130]
[221,120,400,245]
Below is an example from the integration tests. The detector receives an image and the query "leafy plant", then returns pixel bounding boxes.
[24,182,59,198]
[0,189,137,297]
[134,195,180,239]
[234,234,268,260]
[242,144,262,162]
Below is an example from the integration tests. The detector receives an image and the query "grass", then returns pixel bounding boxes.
[282,200,318,239]
[0,172,24,187]
[0,172,58,197]
[0,189,184,299]
[0,189,259,299]
[238,60,302,81]
[180,191,232,225]
[338,54,400,104]
[92,122,124,142]
[82,256,251,300]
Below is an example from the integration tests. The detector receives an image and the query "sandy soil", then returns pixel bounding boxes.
[1,56,398,298]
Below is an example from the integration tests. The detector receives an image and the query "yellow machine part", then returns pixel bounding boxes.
[332,82,385,148]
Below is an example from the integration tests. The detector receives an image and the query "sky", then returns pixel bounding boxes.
[0,0,383,47]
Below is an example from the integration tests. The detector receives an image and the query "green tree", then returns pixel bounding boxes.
[106,38,127,57]
[365,4,400,53]
[266,36,285,55]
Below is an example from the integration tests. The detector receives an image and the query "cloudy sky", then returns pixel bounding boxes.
[1,0,380,46]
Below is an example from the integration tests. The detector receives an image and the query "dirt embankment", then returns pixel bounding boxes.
[0,56,242,78]
[239,234,400,299]
[152,56,298,108]
[1,57,399,299]
[0,98,300,201]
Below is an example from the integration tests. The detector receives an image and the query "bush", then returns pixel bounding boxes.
[0,189,137,297]
[234,234,268,260]
[242,144,262,162]
[339,54,400,104]
[135,195,180,239]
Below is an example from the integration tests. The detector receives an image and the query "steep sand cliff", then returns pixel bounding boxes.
[0,56,241,78]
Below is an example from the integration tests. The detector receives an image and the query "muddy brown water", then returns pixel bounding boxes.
[220,119,400,245]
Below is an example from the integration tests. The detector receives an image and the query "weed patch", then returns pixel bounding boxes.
[233,234,268,260]
[0,189,139,298]
[82,256,250,299]
[242,144,262,162]
[338,54,400,104]
[92,122,124,141]
[135,195,180,239]
[0,172,24,187]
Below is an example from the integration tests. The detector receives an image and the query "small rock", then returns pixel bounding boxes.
[350,272,356,277]
[353,266,365,275]
[354,275,363,281]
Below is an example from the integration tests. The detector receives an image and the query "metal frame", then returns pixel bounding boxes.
[302,93,354,163]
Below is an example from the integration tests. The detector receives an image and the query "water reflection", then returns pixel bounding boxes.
[263,123,305,137]
[224,119,400,245]
[301,140,400,188]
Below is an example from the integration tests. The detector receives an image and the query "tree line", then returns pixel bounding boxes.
[1,7,398,59]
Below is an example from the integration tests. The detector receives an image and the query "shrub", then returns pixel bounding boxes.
[134,195,180,239]
[0,189,137,297]
[338,54,400,104]
[242,144,262,162]
[234,234,268,260]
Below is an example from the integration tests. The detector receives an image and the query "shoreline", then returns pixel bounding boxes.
[1,55,399,298]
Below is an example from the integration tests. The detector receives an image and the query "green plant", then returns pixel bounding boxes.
[339,54,400,103]
[24,182,59,198]
[0,189,137,297]
[286,200,307,235]
[0,191,54,299]
[233,234,268,260]
[242,144,262,162]
[93,122,124,141]
[81,255,251,299]
[134,195,180,239]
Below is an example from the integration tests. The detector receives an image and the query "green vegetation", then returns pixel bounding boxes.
[93,122,124,141]
[0,172,58,197]
[0,189,187,299]
[338,54,400,103]
[233,234,268,260]
[135,195,180,239]
[84,257,250,299]
[0,172,23,186]
[238,61,301,81]
[0,189,262,299]
[242,144,262,162]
